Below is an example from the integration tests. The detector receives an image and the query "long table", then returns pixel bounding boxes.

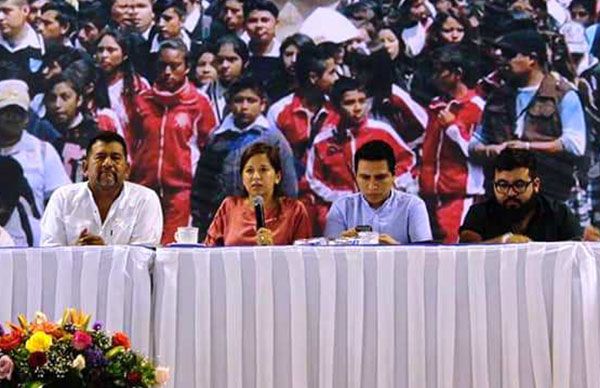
[153,243,600,388]
[2,244,599,387]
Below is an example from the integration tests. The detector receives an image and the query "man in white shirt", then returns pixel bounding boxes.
[41,131,163,246]
[0,79,69,246]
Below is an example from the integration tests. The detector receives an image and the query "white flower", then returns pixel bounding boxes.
[72,355,86,371]
[155,366,170,385]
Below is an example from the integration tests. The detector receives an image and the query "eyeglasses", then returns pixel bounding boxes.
[493,180,533,194]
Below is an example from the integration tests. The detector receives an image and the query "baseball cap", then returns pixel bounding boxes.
[560,21,588,54]
[0,80,30,111]
[495,29,547,59]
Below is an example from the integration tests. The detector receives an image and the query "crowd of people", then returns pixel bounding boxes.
[1,0,600,247]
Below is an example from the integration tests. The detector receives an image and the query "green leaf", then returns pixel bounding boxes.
[23,382,45,388]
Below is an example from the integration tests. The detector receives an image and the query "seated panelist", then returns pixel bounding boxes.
[324,140,432,244]
[41,132,163,246]
[205,142,311,246]
[459,149,583,243]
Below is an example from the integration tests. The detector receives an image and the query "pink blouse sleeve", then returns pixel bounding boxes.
[204,198,230,246]
[292,201,312,242]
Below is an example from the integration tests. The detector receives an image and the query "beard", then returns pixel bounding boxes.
[501,194,537,223]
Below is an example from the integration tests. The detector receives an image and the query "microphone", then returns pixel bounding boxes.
[253,195,266,229]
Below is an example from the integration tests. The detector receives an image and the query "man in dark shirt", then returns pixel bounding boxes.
[459,149,582,243]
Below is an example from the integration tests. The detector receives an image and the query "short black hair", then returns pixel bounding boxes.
[295,44,333,89]
[330,77,366,109]
[41,1,77,35]
[79,1,110,30]
[494,149,537,178]
[432,45,465,75]
[154,0,186,18]
[86,131,129,160]
[216,34,250,64]
[158,38,190,65]
[354,140,395,174]
[280,33,314,56]
[243,0,278,18]
[226,76,266,102]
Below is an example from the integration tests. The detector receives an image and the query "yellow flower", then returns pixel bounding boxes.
[60,309,91,331]
[25,332,53,353]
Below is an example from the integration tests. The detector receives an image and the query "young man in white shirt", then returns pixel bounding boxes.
[41,131,163,246]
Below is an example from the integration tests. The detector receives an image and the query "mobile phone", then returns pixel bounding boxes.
[355,225,373,232]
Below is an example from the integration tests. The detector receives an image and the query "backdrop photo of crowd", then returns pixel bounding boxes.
[2,0,600,246]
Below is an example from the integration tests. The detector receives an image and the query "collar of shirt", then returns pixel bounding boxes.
[184,6,201,33]
[150,30,191,52]
[0,132,38,157]
[213,114,270,135]
[141,25,154,40]
[358,189,396,214]
[249,38,281,58]
[84,181,130,228]
[0,23,43,53]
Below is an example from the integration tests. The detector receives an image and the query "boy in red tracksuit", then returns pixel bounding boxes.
[419,47,485,243]
[129,39,217,244]
[267,45,340,234]
[306,77,415,232]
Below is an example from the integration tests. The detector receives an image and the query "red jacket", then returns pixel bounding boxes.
[129,80,217,192]
[306,117,415,204]
[419,89,485,196]
[371,84,429,145]
[267,93,339,194]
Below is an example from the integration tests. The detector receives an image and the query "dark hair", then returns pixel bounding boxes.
[86,131,129,160]
[79,2,110,31]
[354,140,395,174]
[239,142,283,197]
[154,0,186,18]
[64,59,110,109]
[97,28,137,97]
[189,43,216,85]
[494,149,537,178]
[431,45,465,75]
[243,0,278,18]
[279,33,314,57]
[569,0,594,13]
[41,1,77,35]
[158,38,190,65]
[45,72,84,97]
[428,11,471,49]
[215,34,250,64]
[295,44,334,88]
[226,76,266,102]
[42,44,90,73]
[330,77,366,109]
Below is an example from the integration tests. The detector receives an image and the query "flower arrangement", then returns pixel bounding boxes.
[0,309,169,388]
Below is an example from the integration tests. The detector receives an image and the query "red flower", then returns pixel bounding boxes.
[112,332,130,349]
[126,371,141,384]
[0,331,23,352]
[72,331,93,351]
[28,352,48,368]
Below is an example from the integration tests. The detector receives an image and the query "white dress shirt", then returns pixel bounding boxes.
[41,181,163,246]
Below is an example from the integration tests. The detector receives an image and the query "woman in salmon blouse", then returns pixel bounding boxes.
[205,142,312,246]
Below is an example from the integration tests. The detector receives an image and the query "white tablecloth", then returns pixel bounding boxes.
[0,246,154,355]
[153,243,600,388]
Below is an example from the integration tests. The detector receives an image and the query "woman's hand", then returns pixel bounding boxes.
[256,227,274,246]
